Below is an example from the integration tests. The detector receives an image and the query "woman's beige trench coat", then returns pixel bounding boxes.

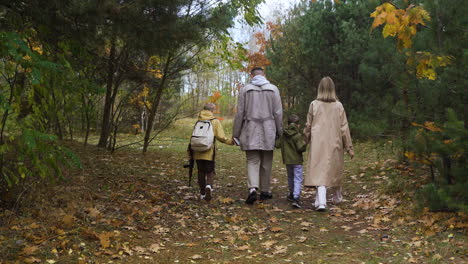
[304,100,353,187]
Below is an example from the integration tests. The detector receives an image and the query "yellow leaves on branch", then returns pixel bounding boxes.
[371,2,452,80]
[130,86,151,109]
[147,56,163,79]
[407,51,453,80]
[371,3,430,50]
[411,121,442,132]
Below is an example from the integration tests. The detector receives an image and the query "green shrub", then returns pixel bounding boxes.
[406,109,467,212]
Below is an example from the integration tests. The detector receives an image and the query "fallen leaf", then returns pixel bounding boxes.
[88,208,101,218]
[270,227,283,233]
[134,246,146,254]
[149,244,163,253]
[190,254,202,260]
[21,246,39,256]
[122,245,133,256]
[98,232,113,249]
[272,245,287,255]
[219,197,234,204]
[343,209,356,215]
[341,225,352,231]
[62,215,74,228]
[319,227,329,232]
[297,236,307,243]
[261,240,277,248]
[237,245,249,251]
[24,257,41,263]
[28,223,40,229]
[358,229,368,234]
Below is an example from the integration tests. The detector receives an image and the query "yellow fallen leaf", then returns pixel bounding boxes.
[219,197,234,204]
[63,214,74,227]
[270,226,283,233]
[319,227,329,232]
[28,223,40,229]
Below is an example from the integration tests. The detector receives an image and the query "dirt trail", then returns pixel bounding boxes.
[0,141,466,264]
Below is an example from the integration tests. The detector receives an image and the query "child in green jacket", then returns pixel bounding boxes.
[276,115,307,208]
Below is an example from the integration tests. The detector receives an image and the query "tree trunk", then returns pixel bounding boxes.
[82,95,91,146]
[142,56,171,153]
[98,39,116,148]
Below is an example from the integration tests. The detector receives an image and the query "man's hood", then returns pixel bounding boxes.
[251,75,270,86]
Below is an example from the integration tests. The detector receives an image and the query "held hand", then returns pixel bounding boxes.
[232,137,241,146]
[348,149,355,160]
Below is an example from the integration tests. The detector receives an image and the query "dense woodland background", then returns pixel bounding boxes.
[0,0,466,211]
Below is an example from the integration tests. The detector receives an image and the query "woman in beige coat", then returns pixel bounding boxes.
[304,77,354,211]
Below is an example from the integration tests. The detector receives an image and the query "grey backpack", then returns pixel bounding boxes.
[190,119,215,152]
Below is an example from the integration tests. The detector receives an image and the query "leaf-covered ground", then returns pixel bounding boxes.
[0,120,466,264]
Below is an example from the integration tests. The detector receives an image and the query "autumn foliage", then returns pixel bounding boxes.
[243,22,281,73]
[370,2,452,80]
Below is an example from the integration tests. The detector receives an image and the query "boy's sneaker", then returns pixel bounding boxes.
[316,205,327,212]
[245,189,257,205]
[291,198,302,209]
[200,194,206,200]
[205,185,213,201]
[287,193,294,202]
[259,192,273,201]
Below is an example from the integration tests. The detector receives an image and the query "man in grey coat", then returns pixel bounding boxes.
[233,67,283,204]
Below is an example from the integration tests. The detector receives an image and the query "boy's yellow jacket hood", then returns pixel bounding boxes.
[198,110,215,121]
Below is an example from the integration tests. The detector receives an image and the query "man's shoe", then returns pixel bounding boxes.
[287,193,294,202]
[205,185,212,201]
[292,198,302,209]
[245,190,257,205]
[259,192,273,201]
[316,205,327,212]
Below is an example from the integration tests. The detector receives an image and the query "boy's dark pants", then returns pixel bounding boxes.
[196,160,215,195]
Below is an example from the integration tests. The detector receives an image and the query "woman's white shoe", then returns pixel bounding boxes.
[316,205,326,212]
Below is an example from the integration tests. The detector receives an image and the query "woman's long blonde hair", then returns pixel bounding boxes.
[316,76,338,102]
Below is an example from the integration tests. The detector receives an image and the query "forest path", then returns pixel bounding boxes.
[0,130,465,263]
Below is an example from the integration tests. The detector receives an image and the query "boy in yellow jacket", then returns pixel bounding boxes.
[193,103,234,201]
